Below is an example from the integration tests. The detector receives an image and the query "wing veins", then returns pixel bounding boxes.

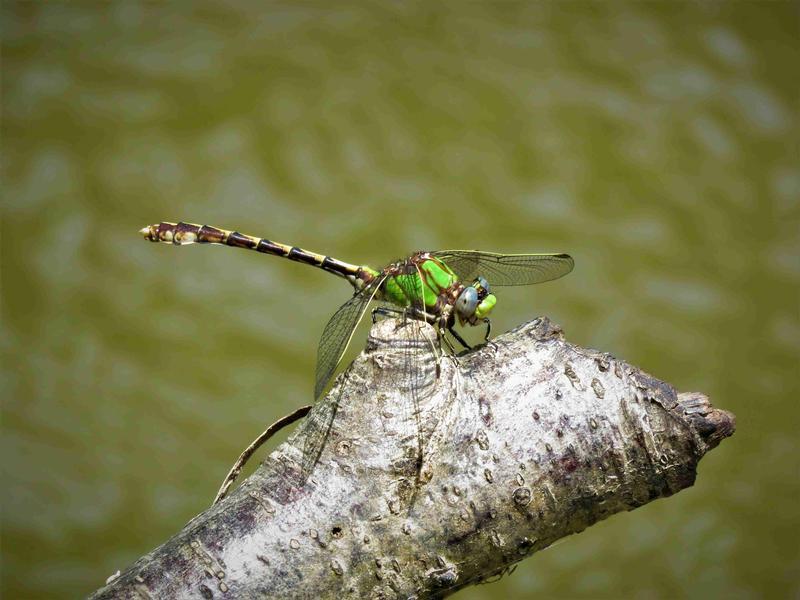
[314,275,387,400]
[431,250,573,286]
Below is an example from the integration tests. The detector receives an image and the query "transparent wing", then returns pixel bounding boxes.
[300,367,350,479]
[301,276,386,478]
[430,250,574,286]
[314,276,386,401]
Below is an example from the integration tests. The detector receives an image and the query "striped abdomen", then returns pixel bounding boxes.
[140,221,377,287]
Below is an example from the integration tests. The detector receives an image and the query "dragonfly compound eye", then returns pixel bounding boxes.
[477,276,490,293]
[456,286,479,318]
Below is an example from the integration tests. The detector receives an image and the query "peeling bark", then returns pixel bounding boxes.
[91,317,735,599]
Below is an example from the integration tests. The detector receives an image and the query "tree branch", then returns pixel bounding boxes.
[92,317,735,599]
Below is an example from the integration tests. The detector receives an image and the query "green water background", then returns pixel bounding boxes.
[2,2,798,598]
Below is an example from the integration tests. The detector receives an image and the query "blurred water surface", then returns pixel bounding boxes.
[2,2,798,598]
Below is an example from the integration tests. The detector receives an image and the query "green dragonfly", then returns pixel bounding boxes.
[140,221,574,477]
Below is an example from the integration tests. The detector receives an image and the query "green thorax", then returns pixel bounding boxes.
[382,257,458,310]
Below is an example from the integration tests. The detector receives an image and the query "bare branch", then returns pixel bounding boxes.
[91,317,735,599]
[213,405,312,505]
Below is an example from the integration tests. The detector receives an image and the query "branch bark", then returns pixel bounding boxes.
[92,317,735,599]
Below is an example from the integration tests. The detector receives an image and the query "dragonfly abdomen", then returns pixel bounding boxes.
[141,221,377,288]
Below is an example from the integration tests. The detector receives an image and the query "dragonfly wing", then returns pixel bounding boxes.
[301,276,386,478]
[314,276,386,401]
[431,250,574,286]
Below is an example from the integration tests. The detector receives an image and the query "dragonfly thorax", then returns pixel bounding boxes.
[379,253,498,327]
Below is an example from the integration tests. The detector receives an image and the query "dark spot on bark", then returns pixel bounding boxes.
[232,505,257,534]
[430,567,458,587]
[527,317,563,340]
[330,559,344,575]
[331,526,343,538]
[479,396,493,425]
[561,455,579,473]
[512,487,532,507]
[630,370,679,410]
[199,584,214,599]
[446,506,499,546]
[518,537,535,553]
[564,364,581,388]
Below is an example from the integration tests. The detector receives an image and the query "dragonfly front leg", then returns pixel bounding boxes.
[447,325,472,351]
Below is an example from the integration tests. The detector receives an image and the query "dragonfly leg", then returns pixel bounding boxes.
[440,329,458,356]
[483,318,499,351]
[372,306,405,324]
[440,332,461,369]
[447,325,472,351]
[418,326,442,378]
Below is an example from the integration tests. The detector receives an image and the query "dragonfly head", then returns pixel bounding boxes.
[455,276,496,325]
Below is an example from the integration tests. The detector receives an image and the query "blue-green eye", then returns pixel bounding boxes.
[477,276,490,293]
[456,286,479,317]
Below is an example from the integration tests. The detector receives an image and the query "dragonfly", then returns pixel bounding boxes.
[140,221,574,480]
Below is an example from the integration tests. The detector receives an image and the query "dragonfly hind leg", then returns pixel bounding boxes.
[439,330,459,356]
[483,318,499,351]
[372,305,405,325]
